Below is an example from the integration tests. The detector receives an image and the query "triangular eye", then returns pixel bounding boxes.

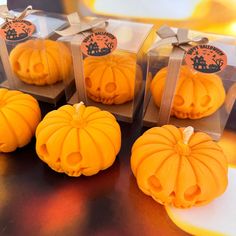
[174,95,184,106]
[200,95,211,107]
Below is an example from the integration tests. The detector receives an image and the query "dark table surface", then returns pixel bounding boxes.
[1,99,236,236]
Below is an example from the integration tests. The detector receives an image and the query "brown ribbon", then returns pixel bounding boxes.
[56,12,108,37]
[56,12,108,104]
[149,26,208,126]
[0,5,38,22]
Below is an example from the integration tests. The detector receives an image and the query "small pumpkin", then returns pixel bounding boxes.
[10,39,72,86]
[36,102,121,176]
[131,125,228,208]
[151,65,226,119]
[84,54,141,105]
[0,88,41,152]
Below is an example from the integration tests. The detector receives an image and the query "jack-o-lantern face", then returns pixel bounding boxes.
[9,39,72,86]
[131,125,228,208]
[151,66,226,119]
[84,54,141,105]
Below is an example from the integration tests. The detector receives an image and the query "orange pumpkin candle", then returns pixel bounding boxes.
[131,125,228,208]
[84,54,141,105]
[0,88,41,152]
[9,39,72,86]
[36,102,121,176]
[151,66,226,119]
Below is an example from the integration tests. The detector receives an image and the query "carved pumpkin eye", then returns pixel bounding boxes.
[174,95,185,106]
[200,95,211,107]
[105,82,116,93]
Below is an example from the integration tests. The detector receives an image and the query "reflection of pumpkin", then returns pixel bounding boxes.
[151,66,226,119]
[36,102,121,176]
[131,125,228,208]
[84,54,141,105]
[10,39,72,86]
[0,88,41,152]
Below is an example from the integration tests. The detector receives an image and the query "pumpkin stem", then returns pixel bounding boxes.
[74,101,84,115]
[183,126,194,145]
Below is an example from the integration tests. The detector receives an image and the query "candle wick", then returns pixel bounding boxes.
[183,126,194,145]
[75,101,84,115]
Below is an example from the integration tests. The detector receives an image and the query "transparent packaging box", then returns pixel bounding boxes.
[60,16,155,122]
[143,27,236,140]
[0,8,73,105]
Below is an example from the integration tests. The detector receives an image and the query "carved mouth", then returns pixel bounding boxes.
[87,92,118,105]
[172,107,213,119]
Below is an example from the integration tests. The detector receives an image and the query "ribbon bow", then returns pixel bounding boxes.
[0,5,36,22]
[150,25,208,126]
[55,12,108,37]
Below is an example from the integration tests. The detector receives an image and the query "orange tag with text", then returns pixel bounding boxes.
[0,19,35,42]
[81,31,117,57]
[185,44,227,73]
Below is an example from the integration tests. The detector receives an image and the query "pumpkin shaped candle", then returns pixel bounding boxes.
[0,88,41,152]
[131,125,228,208]
[151,66,226,119]
[84,54,141,105]
[9,39,72,86]
[36,102,121,176]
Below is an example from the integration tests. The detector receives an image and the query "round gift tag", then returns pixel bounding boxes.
[81,31,117,57]
[185,44,227,73]
[0,19,35,42]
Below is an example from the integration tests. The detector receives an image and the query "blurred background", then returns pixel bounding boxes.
[8,0,236,36]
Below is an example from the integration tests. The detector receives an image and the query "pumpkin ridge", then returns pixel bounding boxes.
[56,109,73,120]
[87,125,117,155]
[85,64,106,77]
[132,143,173,152]
[0,109,19,147]
[88,121,120,133]
[0,89,9,100]
[163,126,182,143]
[81,109,103,120]
[144,132,175,144]
[192,146,222,152]
[191,153,227,184]
[36,122,68,138]
[191,152,227,173]
[135,150,176,177]
[3,106,34,135]
[189,137,211,148]
[36,116,69,124]
[86,114,115,122]
[40,126,72,164]
[149,153,180,201]
[97,66,112,98]
[6,94,38,104]
[189,157,221,197]
[45,51,60,80]
[113,67,132,97]
[174,154,198,204]
[6,102,40,117]
[82,127,104,168]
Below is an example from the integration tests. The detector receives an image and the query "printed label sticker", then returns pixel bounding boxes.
[81,31,117,57]
[0,19,35,42]
[185,44,227,73]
